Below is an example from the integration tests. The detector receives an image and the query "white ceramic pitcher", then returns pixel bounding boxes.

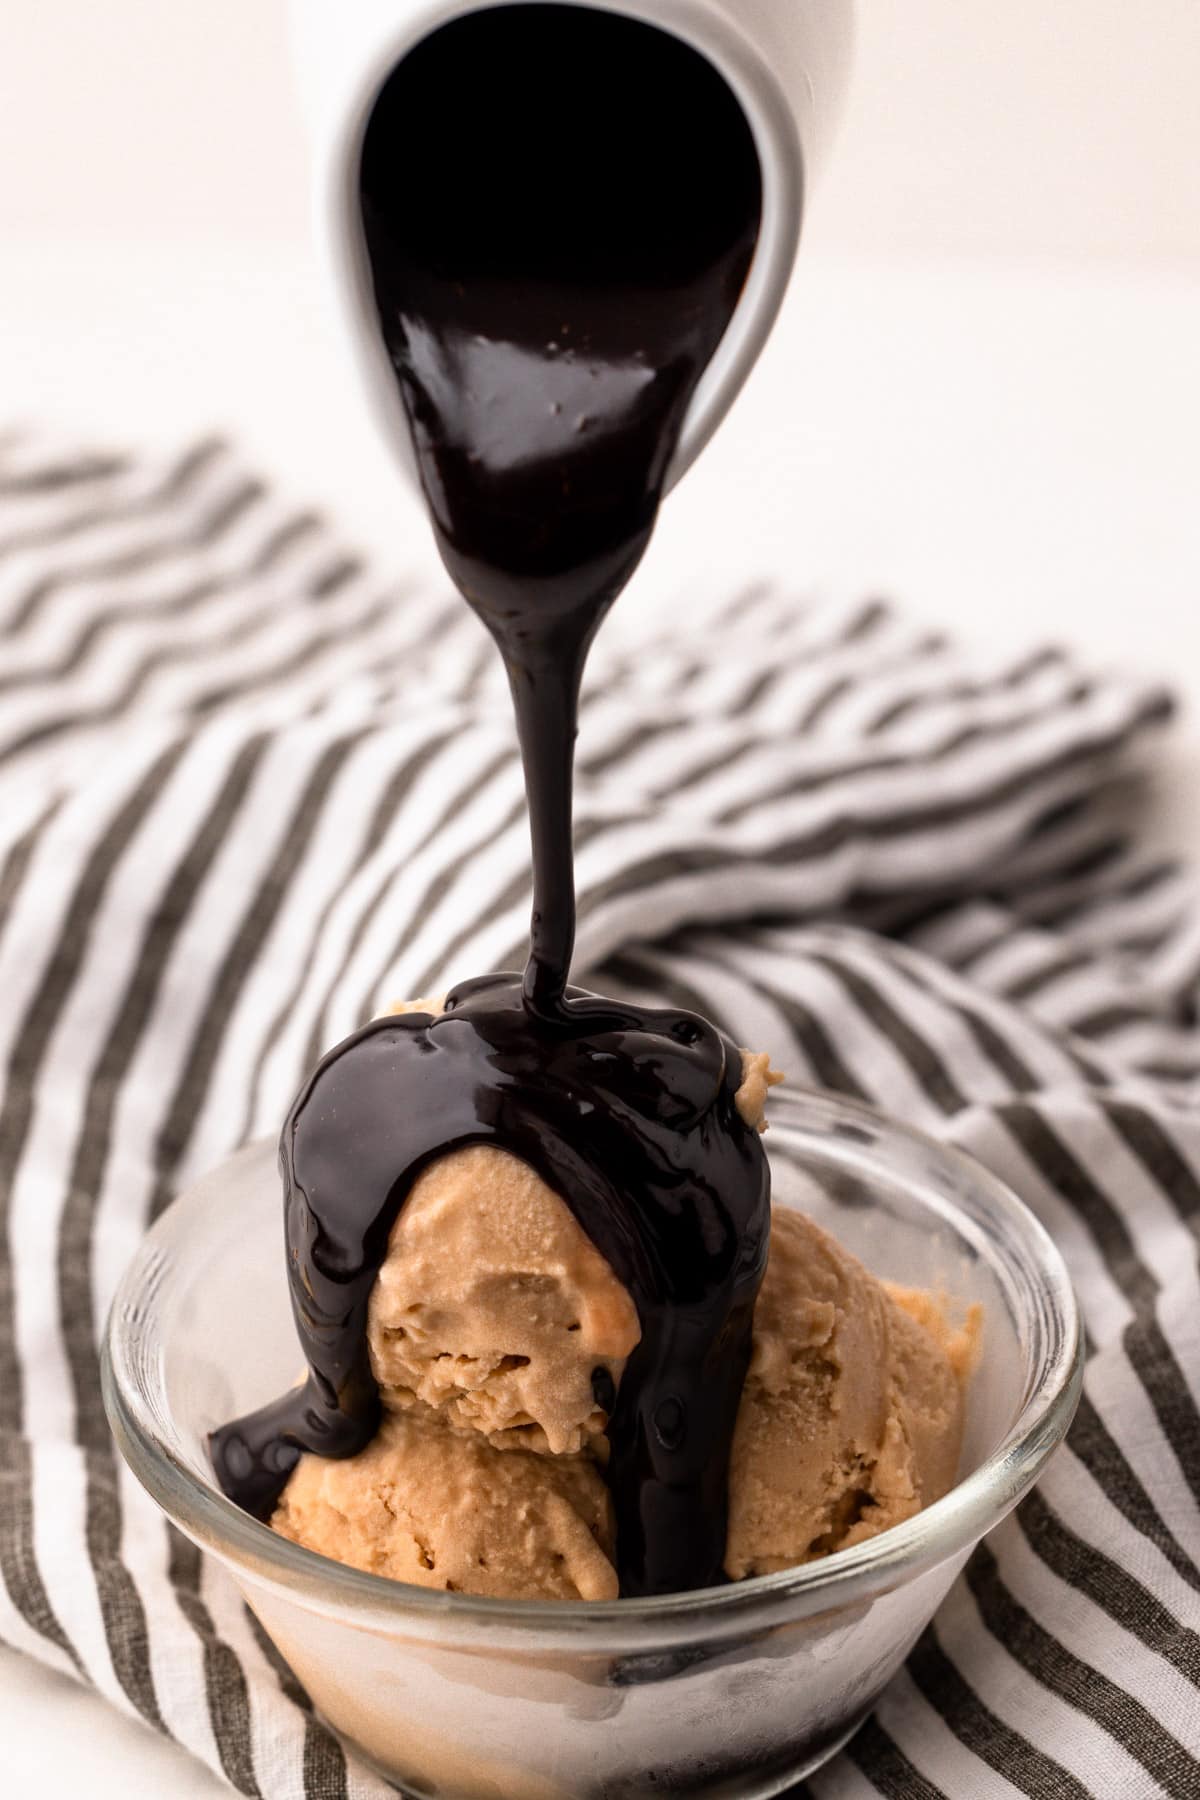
[290,0,855,492]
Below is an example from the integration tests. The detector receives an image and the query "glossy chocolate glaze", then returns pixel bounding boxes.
[212,977,770,1595]
[212,6,772,1595]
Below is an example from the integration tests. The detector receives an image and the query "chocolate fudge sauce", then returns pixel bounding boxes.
[212,5,772,1596]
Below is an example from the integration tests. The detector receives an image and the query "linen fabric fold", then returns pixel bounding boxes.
[0,432,1196,1800]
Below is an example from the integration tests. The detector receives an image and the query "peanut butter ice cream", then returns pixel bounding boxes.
[269,1048,971,1599]
[725,1209,970,1577]
[367,1145,639,1458]
[272,1405,618,1600]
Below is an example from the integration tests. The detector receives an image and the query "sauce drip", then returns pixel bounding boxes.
[212,4,773,1596]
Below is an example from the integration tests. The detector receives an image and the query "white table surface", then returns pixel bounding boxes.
[1,242,1198,1796]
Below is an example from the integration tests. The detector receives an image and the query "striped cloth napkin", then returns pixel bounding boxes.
[0,430,1198,1800]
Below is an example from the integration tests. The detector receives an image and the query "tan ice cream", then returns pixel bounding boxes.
[367,1145,640,1458]
[272,1405,618,1600]
[362,1041,778,1460]
[270,1022,970,1599]
[725,1208,970,1577]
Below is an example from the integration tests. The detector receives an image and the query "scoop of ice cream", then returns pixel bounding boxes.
[368,1144,642,1456]
[277,1193,966,1596]
[724,1208,965,1578]
[271,1406,618,1601]
[273,1030,966,1599]
[369,1002,775,1458]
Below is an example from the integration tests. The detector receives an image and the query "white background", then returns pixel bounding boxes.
[1,3,1198,1794]
[3,0,1199,265]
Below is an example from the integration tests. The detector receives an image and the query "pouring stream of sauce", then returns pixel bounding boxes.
[213,5,775,1596]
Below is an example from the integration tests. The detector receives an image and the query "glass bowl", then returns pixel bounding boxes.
[103,1089,1082,1799]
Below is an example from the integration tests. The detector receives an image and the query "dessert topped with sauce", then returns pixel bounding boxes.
[211,4,972,1601]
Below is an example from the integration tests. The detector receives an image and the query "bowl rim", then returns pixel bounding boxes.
[103,1088,1083,1643]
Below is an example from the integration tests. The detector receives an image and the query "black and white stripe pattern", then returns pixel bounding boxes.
[0,431,1195,1799]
